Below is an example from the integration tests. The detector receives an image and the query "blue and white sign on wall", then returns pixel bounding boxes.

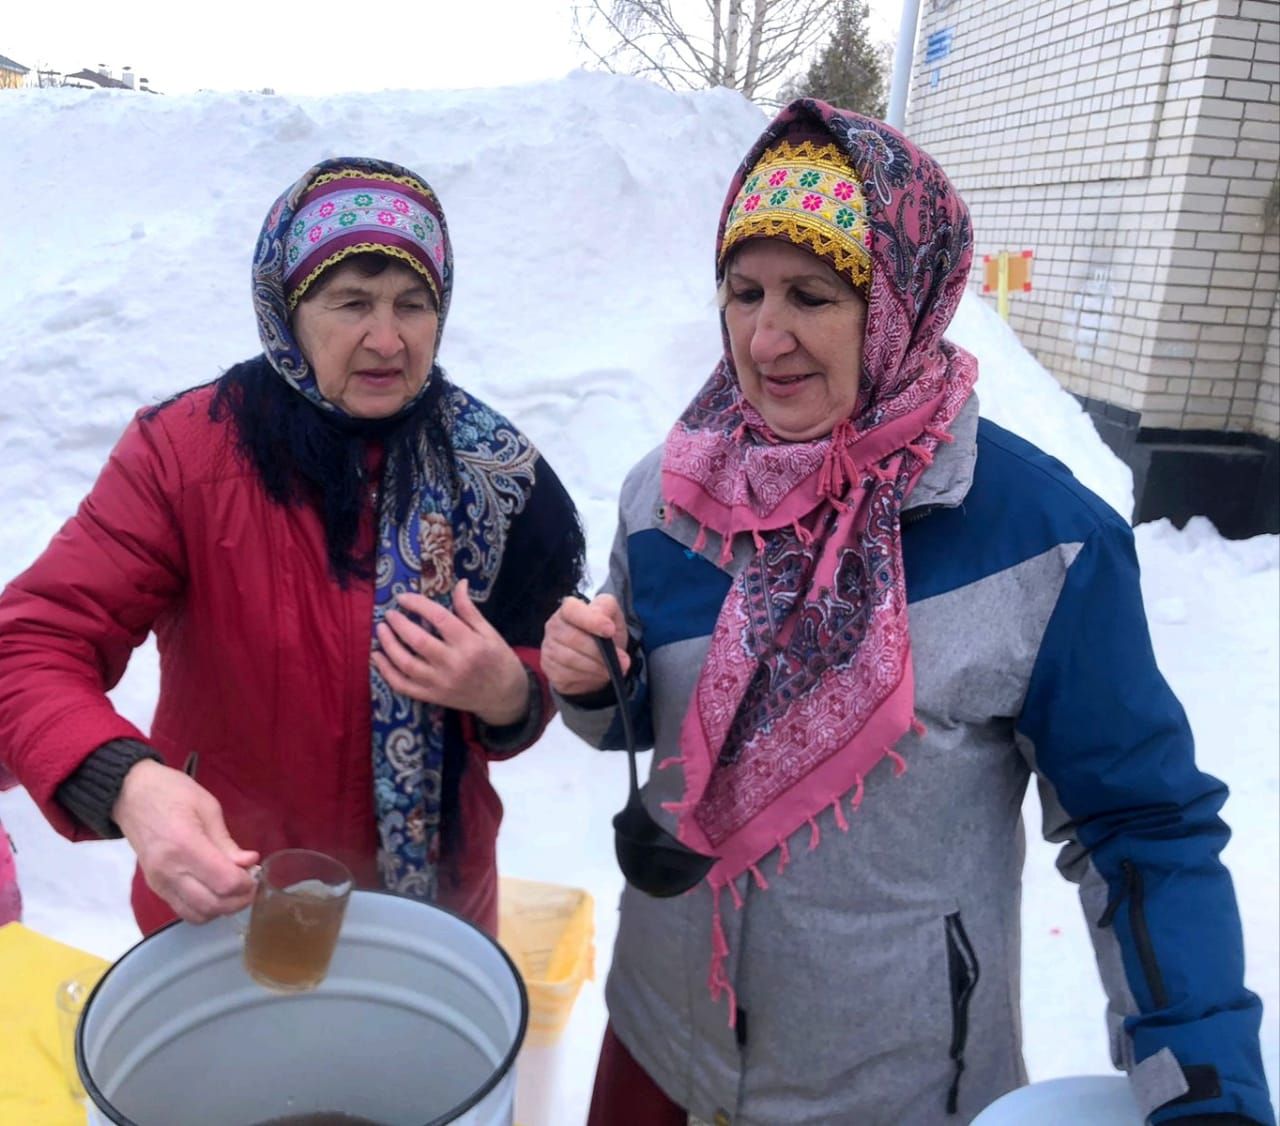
[925,28,954,63]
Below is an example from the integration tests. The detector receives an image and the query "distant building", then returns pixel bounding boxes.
[906,0,1279,537]
[62,64,156,93]
[0,53,30,89]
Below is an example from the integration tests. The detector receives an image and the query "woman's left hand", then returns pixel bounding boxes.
[373,579,529,727]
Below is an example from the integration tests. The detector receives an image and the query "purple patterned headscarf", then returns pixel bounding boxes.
[659,100,979,1011]
[251,156,453,415]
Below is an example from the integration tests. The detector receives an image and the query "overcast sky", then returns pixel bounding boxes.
[3,0,906,96]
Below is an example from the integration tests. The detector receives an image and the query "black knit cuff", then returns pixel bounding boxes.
[55,738,163,839]
[474,665,544,754]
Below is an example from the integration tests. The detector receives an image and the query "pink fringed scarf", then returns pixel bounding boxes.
[659,100,979,1012]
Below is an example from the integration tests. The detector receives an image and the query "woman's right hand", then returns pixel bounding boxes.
[542,593,630,697]
[112,760,260,924]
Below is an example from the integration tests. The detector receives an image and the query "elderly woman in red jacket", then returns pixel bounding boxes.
[0,157,584,937]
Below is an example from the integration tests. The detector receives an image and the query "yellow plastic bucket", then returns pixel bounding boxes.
[498,877,595,1046]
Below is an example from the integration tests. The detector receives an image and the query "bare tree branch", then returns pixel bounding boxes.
[575,0,839,101]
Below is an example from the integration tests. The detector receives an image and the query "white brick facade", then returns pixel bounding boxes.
[905,0,1280,437]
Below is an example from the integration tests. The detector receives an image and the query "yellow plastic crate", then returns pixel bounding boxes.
[498,877,595,1046]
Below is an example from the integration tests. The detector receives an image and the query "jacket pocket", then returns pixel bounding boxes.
[944,911,981,1115]
[1098,858,1168,1009]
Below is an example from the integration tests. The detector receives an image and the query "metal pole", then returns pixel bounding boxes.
[886,0,923,129]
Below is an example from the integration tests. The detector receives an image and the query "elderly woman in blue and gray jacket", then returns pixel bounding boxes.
[543,100,1271,1126]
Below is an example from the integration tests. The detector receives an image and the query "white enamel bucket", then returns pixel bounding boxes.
[972,1075,1143,1125]
[77,890,527,1126]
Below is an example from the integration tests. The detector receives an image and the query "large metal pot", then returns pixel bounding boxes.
[77,890,527,1125]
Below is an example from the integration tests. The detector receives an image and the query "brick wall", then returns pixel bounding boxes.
[906,0,1280,438]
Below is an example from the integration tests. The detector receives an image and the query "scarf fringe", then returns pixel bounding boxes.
[776,835,792,875]
[818,419,858,500]
[887,747,908,776]
[925,423,955,444]
[832,795,850,832]
[905,441,935,467]
[656,754,682,771]
[719,530,735,565]
[708,887,739,1025]
[807,815,821,851]
[749,863,769,890]
[851,772,865,811]
[692,523,708,553]
[792,518,814,546]
[728,878,744,910]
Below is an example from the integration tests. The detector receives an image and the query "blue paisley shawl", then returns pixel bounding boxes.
[252,157,543,900]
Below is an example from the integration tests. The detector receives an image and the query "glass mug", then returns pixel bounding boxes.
[55,965,106,1101]
[240,849,354,993]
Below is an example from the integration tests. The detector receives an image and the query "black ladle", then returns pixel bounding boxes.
[595,635,716,897]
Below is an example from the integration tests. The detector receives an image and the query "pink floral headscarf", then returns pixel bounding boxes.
[660,100,979,1010]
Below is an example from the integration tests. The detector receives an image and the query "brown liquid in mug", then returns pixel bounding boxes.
[243,880,347,992]
[248,1114,388,1125]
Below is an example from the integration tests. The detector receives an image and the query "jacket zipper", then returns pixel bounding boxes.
[902,503,940,526]
[944,911,980,1114]
[1098,858,1169,1009]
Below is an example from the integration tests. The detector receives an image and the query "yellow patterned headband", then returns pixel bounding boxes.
[720,140,872,295]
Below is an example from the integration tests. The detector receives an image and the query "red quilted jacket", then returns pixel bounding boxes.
[0,387,553,937]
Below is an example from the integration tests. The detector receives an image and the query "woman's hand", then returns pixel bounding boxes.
[542,593,630,697]
[373,579,530,727]
[112,760,260,924]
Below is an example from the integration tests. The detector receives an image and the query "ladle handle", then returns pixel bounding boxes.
[594,635,641,799]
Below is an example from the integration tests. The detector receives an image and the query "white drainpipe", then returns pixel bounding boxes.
[886,0,923,130]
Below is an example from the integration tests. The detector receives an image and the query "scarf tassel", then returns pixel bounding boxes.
[887,747,908,776]
[751,528,766,552]
[749,863,769,890]
[728,878,744,910]
[807,815,821,852]
[911,716,927,737]
[905,441,935,467]
[719,526,735,565]
[776,836,792,876]
[925,424,956,444]
[656,754,682,771]
[832,795,850,833]
[708,889,739,1025]
[792,518,814,546]
[851,772,865,812]
[692,523,708,553]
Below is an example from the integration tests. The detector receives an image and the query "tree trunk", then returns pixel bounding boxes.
[723,0,743,89]
[742,0,769,97]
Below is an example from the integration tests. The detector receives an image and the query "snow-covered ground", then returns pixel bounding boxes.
[0,75,1275,1124]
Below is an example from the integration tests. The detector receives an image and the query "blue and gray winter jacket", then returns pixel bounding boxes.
[559,398,1272,1126]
